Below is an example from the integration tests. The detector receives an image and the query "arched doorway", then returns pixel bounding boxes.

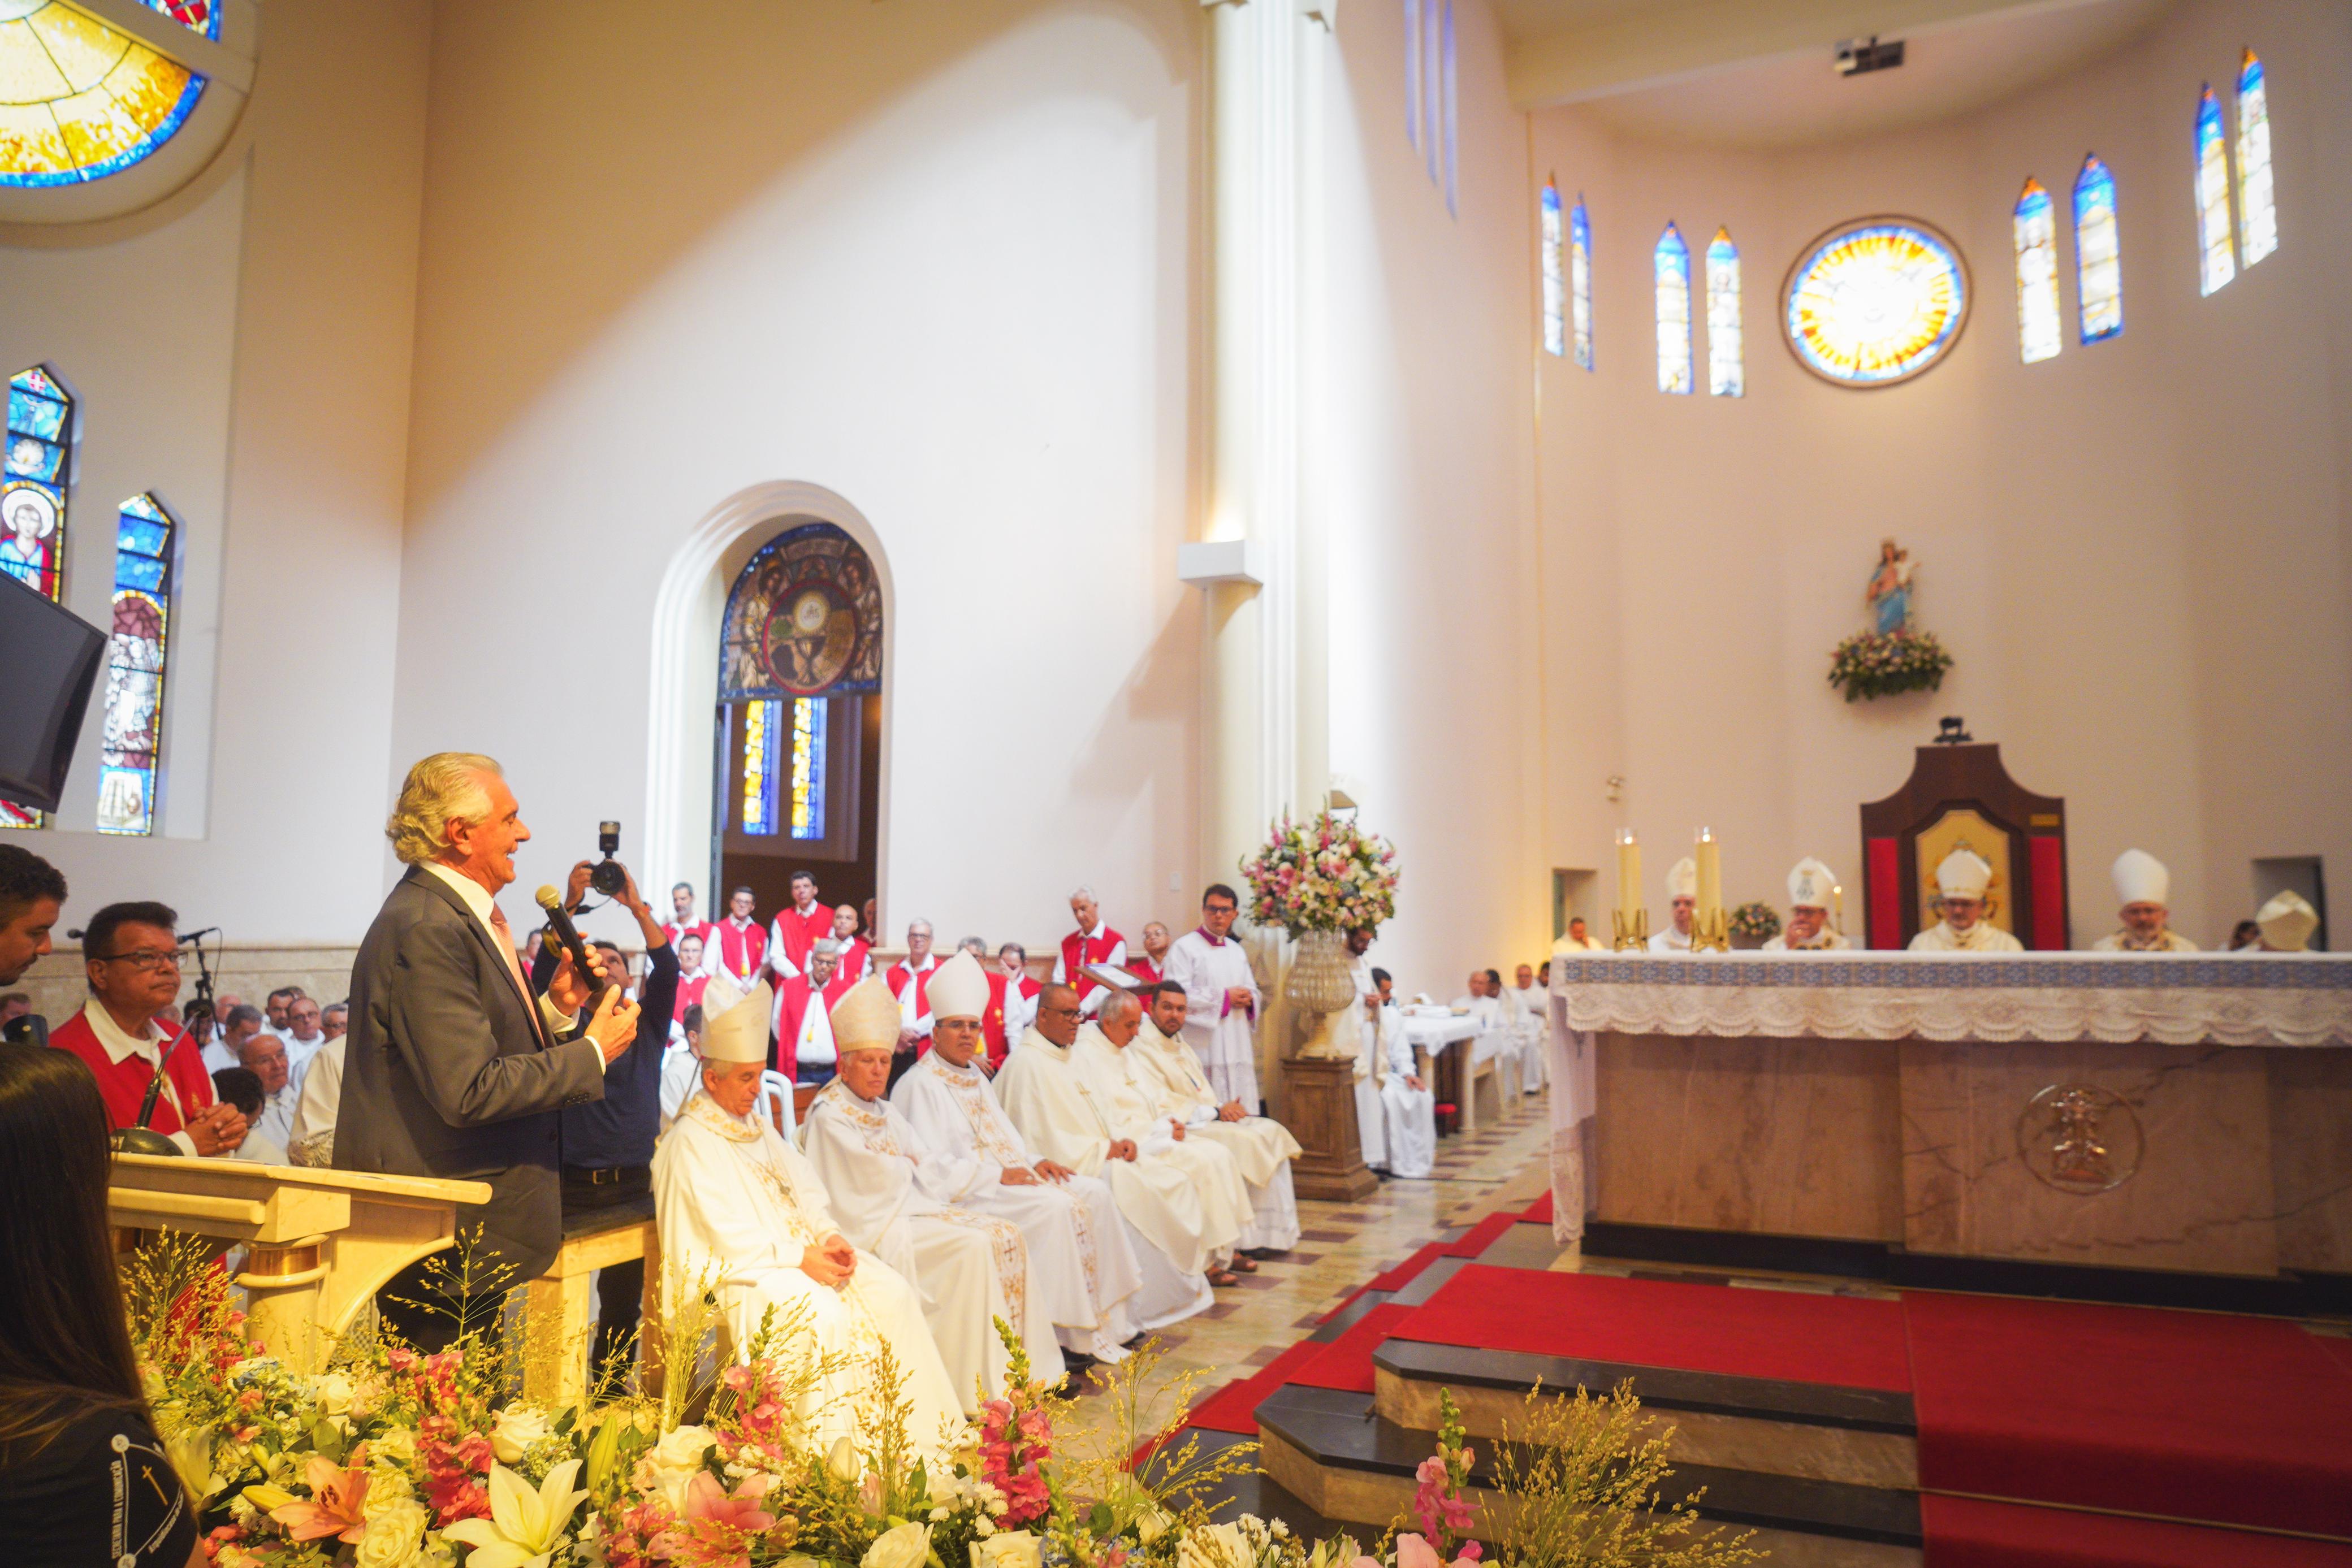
[711,521,884,929]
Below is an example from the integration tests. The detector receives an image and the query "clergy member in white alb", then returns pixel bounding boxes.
[797,976,1060,1410]
[1161,883,1264,1109]
[1763,858,1851,951]
[892,952,1145,1363]
[1131,980,1302,1253]
[995,984,1225,1323]
[1506,963,1549,1093]
[1080,990,1255,1279]
[650,975,962,1454]
[2091,850,2198,952]
[1361,986,1436,1179]
[1909,849,2025,952]
[1648,857,1698,952]
[287,1035,345,1167]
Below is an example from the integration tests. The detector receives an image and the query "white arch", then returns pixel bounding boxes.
[643,480,894,917]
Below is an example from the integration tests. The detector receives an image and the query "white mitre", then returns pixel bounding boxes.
[1787,857,1836,909]
[2256,891,2319,952]
[702,974,774,1063]
[1935,848,1992,901]
[927,950,988,1021]
[1665,857,1698,900]
[830,975,903,1055]
[2111,849,2169,908]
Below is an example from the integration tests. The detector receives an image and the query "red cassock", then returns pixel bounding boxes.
[1125,959,1164,987]
[769,902,833,974]
[675,972,710,1025]
[833,936,872,984]
[885,956,939,1051]
[50,1008,215,1138]
[1057,926,1127,1003]
[712,916,767,984]
[775,969,856,1058]
[664,917,716,957]
[982,970,1042,1072]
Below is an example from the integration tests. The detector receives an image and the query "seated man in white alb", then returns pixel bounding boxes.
[1554,915,1604,954]
[892,951,1145,1364]
[798,976,1060,1410]
[1648,858,1698,952]
[996,983,1239,1316]
[658,1003,712,1136]
[1909,849,2025,952]
[1450,969,1524,1090]
[1763,858,1851,951]
[2242,891,2319,953]
[1130,980,1302,1253]
[652,976,962,1454]
[1506,962,1549,1093]
[2091,850,2198,952]
[1361,980,1434,1179]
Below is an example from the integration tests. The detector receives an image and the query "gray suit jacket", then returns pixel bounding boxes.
[334,867,606,1284]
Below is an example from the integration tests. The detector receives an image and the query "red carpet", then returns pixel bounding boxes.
[1521,1190,1554,1225]
[1186,1339,1326,1435]
[1442,1211,1520,1258]
[1291,1305,1420,1393]
[1370,1239,1450,1291]
[1904,1292,2352,1538]
[2320,1334,2352,1383]
[1396,1264,1914,1391]
[1921,1496,2352,1568]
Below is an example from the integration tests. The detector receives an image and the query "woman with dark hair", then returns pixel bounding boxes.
[0,1044,201,1566]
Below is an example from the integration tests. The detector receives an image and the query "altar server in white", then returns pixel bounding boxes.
[650,976,962,1453]
[1506,963,1549,1093]
[997,982,1239,1310]
[1909,849,2025,952]
[1161,883,1263,1108]
[893,952,1145,1363]
[2092,850,2198,952]
[1360,984,1434,1179]
[1648,858,1698,952]
[798,976,1059,1410]
[1132,981,1301,1253]
[1764,858,1852,951]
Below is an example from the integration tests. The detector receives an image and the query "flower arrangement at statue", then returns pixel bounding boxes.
[1241,809,1399,940]
[1727,903,1780,946]
[1826,629,1952,703]
[128,1235,1757,1568]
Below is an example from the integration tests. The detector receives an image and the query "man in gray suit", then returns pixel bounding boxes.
[336,751,641,1349]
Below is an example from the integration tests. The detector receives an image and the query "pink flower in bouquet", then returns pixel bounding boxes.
[647,1472,776,1568]
[270,1449,371,1543]
[1395,1534,1481,1568]
[1413,1455,1477,1542]
[603,1496,678,1568]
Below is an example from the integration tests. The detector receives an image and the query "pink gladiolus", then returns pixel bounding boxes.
[270,1449,370,1543]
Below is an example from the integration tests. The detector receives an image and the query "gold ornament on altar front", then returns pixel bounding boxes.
[2016,1082,2141,1193]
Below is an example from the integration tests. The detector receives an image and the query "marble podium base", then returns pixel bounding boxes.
[1279,1055,1379,1202]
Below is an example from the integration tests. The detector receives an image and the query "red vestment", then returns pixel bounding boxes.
[50,1005,215,1140]
[1055,926,1128,1003]
[885,955,940,1050]
[768,902,832,974]
[712,916,767,984]
[982,971,1043,1072]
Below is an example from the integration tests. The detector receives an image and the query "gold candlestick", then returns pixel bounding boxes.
[1688,906,1730,954]
[1611,907,1650,951]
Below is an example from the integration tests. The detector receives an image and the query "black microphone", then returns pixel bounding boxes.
[178,926,220,943]
[535,885,619,1018]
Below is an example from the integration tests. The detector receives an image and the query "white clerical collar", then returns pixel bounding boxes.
[422,860,498,924]
[728,914,754,929]
[82,998,165,1065]
[898,953,937,973]
[1074,920,1101,941]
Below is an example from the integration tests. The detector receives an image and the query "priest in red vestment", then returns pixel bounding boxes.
[766,869,833,980]
[883,918,940,1086]
[1053,887,1127,1015]
[776,938,857,1083]
[828,902,871,984]
[711,886,766,985]
[48,900,248,1156]
[1126,920,1172,987]
[982,942,1042,1072]
[674,933,711,1026]
[664,881,717,973]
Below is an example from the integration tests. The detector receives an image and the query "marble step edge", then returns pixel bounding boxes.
[1255,1383,1925,1548]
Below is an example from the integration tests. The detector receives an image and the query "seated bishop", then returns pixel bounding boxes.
[892,952,1145,1363]
[1359,985,1436,1179]
[1763,858,1852,951]
[1909,850,2025,952]
[2243,891,2318,954]
[995,984,1240,1324]
[2091,850,2198,952]
[650,976,963,1455]
[1648,857,1698,952]
[797,976,1061,1411]
[1130,980,1303,1253]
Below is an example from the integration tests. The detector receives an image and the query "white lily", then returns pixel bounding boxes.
[442,1459,589,1568]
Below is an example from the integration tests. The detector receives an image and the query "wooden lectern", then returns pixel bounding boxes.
[1858,742,2069,950]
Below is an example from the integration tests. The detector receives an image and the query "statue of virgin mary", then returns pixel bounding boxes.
[1866,539,1915,635]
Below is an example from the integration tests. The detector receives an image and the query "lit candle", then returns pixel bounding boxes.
[1832,882,1844,934]
[1694,827,1722,924]
[1616,829,1641,922]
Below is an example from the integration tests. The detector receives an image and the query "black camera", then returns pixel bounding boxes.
[589,820,626,897]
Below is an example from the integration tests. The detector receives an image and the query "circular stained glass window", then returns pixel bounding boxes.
[1781,217,1970,388]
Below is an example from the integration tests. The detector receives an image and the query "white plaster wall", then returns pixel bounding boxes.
[1534,0,2352,947]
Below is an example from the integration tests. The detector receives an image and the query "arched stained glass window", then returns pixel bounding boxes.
[1570,196,1593,371]
[2236,50,2275,267]
[1654,223,1692,395]
[738,697,830,842]
[0,2,207,187]
[96,494,175,837]
[2013,179,2061,365]
[2073,155,2123,344]
[1540,181,1564,357]
[2,365,71,833]
[2194,87,2236,296]
[1705,227,1741,397]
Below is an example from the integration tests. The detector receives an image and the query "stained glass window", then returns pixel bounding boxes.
[1441,0,1458,217]
[1570,196,1593,371]
[1404,0,1421,152]
[1539,183,1564,357]
[1422,0,1440,185]
[1705,228,1741,397]
[2072,154,2122,344]
[741,699,781,836]
[95,494,174,837]
[2194,88,2236,296]
[0,3,207,187]
[1782,218,1970,387]
[788,698,828,841]
[2,365,71,833]
[2236,50,2276,267]
[1654,223,1692,395]
[2013,180,2061,365]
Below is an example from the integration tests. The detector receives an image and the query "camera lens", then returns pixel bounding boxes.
[590,859,626,897]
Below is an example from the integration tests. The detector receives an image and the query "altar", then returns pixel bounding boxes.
[1547,953,2352,1284]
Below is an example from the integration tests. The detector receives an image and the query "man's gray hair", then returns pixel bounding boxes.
[1097,987,1142,1026]
[385,752,503,866]
[958,936,987,956]
[907,917,933,935]
[1071,885,1097,903]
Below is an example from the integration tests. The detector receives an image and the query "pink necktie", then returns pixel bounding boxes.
[486,905,539,1031]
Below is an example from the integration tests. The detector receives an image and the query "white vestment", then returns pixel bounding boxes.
[659,1046,703,1135]
[1506,984,1549,1091]
[891,1052,1143,1360]
[1909,921,2025,952]
[1163,929,1263,1109]
[1647,926,1694,953]
[1365,1004,1435,1178]
[1762,928,1853,951]
[652,1093,962,1453]
[798,1080,1057,1410]
[288,1038,344,1167]
[2092,929,2198,952]
[1127,1019,1300,1251]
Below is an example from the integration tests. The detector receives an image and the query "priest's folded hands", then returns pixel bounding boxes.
[800,1232,857,1285]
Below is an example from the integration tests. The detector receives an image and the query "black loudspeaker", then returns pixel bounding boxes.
[0,569,105,813]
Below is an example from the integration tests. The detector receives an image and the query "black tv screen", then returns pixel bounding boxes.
[0,570,103,813]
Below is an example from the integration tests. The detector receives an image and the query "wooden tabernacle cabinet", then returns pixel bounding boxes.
[1858,742,2069,950]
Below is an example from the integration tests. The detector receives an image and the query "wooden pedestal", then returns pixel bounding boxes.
[1278,1054,1379,1202]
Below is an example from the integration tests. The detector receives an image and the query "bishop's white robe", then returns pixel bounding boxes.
[1129,1019,1300,1252]
[797,1081,1058,1411]
[2092,929,2198,952]
[1364,1003,1436,1178]
[1647,926,1694,954]
[1162,929,1262,1109]
[1909,921,2025,952]
[1763,928,1853,951]
[890,1051,1144,1361]
[650,1093,963,1453]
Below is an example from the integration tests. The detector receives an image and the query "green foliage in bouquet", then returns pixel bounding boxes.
[1826,629,1953,703]
[1727,903,1780,945]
